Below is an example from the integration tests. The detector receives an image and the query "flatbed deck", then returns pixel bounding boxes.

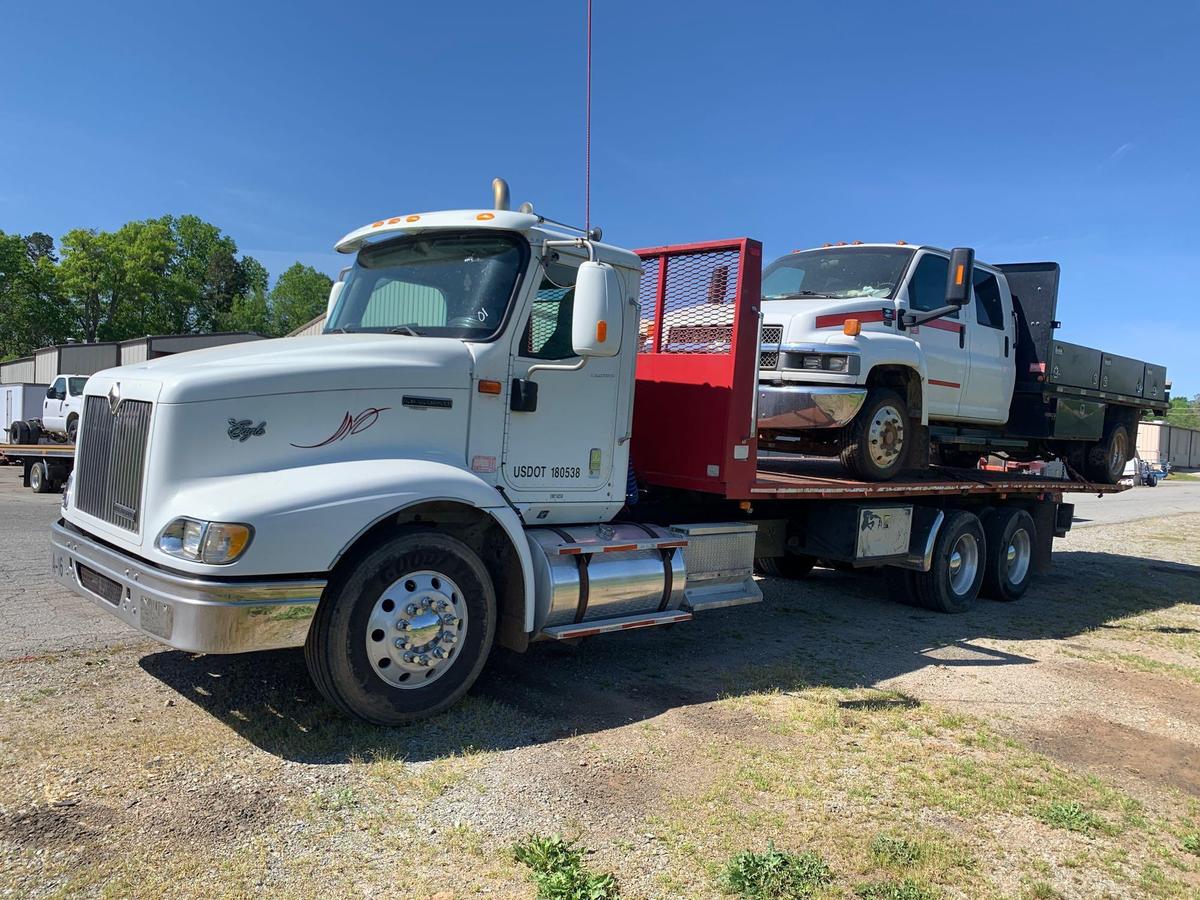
[750,457,1123,500]
[0,443,75,459]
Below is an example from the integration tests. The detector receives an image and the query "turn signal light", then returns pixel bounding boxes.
[478,379,502,395]
[843,318,862,336]
[596,320,608,342]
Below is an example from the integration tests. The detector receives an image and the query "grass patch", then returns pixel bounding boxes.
[871,834,925,867]
[1038,801,1104,834]
[512,834,619,900]
[1022,882,1064,900]
[1182,832,1200,856]
[856,879,939,900]
[721,844,833,898]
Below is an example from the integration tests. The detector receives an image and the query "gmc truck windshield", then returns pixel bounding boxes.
[762,247,915,300]
[326,230,527,339]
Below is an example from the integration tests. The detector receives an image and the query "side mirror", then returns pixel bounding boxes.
[571,261,624,358]
[325,280,344,320]
[46,386,56,399]
[944,247,975,306]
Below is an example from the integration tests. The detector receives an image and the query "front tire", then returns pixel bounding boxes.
[305,531,496,725]
[1084,422,1130,484]
[29,460,51,493]
[839,388,912,481]
[67,416,78,443]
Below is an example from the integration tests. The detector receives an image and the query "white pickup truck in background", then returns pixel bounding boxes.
[6,374,88,444]
[755,243,1168,482]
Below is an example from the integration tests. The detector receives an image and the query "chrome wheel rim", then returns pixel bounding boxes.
[1110,431,1127,472]
[365,570,467,689]
[868,405,905,469]
[947,533,980,595]
[1005,528,1032,586]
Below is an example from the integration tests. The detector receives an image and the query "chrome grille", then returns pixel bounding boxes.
[759,325,783,370]
[75,396,152,532]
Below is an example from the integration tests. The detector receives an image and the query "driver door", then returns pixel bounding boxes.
[501,256,623,504]
[44,377,66,431]
[899,252,968,420]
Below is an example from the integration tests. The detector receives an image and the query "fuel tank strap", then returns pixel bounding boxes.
[546,526,592,624]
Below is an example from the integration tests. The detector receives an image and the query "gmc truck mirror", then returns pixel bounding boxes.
[571,261,623,358]
[944,247,975,306]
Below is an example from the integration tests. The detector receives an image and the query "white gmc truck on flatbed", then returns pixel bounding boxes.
[755,243,1168,481]
[49,182,1141,725]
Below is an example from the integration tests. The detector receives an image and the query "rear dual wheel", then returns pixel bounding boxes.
[1084,422,1131,485]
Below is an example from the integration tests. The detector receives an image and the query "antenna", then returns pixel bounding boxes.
[585,0,592,234]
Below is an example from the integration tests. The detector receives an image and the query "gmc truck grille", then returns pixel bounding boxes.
[75,396,152,532]
[760,325,783,370]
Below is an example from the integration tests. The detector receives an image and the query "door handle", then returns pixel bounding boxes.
[959,325,965,350]
[1004,335,1010,357]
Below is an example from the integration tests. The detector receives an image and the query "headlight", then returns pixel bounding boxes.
[158,518,253,564]
[784,351,859,374]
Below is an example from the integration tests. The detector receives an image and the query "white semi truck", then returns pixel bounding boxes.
[51,181,1128,725]
[755,244,1168,481]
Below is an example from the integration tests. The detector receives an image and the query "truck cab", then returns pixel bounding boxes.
[43,374,88,441]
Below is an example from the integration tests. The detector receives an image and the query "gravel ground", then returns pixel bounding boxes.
[2,466,1199,898]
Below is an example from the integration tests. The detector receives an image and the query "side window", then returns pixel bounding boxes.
[906,253,954,315]
[972,270,1005,330]
[520,262,578,360]
[49,377,66,400]
[68,377,88,396]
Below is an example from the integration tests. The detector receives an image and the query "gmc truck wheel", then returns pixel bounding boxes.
[305,531,496,725]
[981,508,1035,602]
[839,388,910,481]
[910,510,986,613]
[1084,423,1130,485]
[67,416,78,443]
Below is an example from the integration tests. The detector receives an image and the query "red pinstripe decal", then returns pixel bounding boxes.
[814,310,886,329]
[928,379,961,389]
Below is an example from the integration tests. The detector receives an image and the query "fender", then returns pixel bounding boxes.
[857,334,930,425]
[143,459,538,631]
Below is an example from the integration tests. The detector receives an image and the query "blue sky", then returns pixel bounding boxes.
[2,1,1198,394]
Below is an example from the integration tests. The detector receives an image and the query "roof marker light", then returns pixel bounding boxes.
[405,215,421,222]
[371,221,385,228]
[387,217,402,224]
[476,212,495,221]
[896,240,907,245]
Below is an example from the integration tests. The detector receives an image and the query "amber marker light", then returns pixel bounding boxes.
[478,379,502,395]
[405,215,421,222]
[476,212,495,221]
[596,321,608,342]
[843,318,862,336]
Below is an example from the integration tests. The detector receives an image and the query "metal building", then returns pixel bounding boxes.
[289,315,326,337]
[34,343,121,382]
[1137,420,1200,470]
[0,357,36,383]
[119,332,262,365]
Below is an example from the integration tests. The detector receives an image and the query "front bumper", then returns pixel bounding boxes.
[756,385,867,430]
[51,520,325,654]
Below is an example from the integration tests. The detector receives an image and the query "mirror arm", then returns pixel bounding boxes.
[902,305,960,329]
[542,237,596,262]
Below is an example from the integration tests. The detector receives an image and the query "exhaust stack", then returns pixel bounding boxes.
[492,177,510,211]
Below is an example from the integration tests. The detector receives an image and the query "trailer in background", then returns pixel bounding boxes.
[2,384,47,442]
[0,443,74,492]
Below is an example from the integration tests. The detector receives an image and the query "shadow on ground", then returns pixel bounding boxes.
[138,549,1199,764]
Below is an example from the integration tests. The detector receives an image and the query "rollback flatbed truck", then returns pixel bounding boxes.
[0,442,74,493]
[50,181,1123,725]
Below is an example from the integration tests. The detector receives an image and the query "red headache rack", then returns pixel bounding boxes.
[631,238,762,498]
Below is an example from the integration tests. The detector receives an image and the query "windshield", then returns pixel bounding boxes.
[326,229,528,339]
[762,247,915,300]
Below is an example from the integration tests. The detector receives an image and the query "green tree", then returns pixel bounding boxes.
[1165,395,1200,429]
[268,263,332,336]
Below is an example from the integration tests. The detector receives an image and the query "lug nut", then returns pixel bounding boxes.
[405,603,417,616]
[441,614,456,625]
[442,631,457,644]
[433,647,445,659]
[403,652,415,663]
[397,621,409,630]
[421,597,431,608]
[394,638,405,649]
[418,654,430,666]
[436,599,448,610]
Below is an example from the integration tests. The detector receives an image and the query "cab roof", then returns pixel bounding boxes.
[335,209,641,270]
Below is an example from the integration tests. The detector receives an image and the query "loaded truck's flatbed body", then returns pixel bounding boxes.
[1,443,74,491]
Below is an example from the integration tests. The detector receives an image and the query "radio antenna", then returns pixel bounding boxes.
[585,0,593,234]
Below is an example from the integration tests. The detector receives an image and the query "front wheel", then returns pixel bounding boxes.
[839,388,914,481]
[305,531,496,725]
[29,461,52,494]
[67,416,78,443]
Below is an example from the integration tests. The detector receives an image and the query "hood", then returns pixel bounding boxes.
[761,296,894,340]
[90,333,475,404]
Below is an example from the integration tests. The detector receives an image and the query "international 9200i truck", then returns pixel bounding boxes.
[50,181,1156,724]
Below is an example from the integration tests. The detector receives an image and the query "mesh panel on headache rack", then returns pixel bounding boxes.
[638,249,741,354]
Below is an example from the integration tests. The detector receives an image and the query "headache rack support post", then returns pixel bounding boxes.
[631,238,763,499]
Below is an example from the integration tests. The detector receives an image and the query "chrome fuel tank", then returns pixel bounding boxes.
[526,523,687,631]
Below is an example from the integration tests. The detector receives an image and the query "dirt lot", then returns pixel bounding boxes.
[2,474,1199,898]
